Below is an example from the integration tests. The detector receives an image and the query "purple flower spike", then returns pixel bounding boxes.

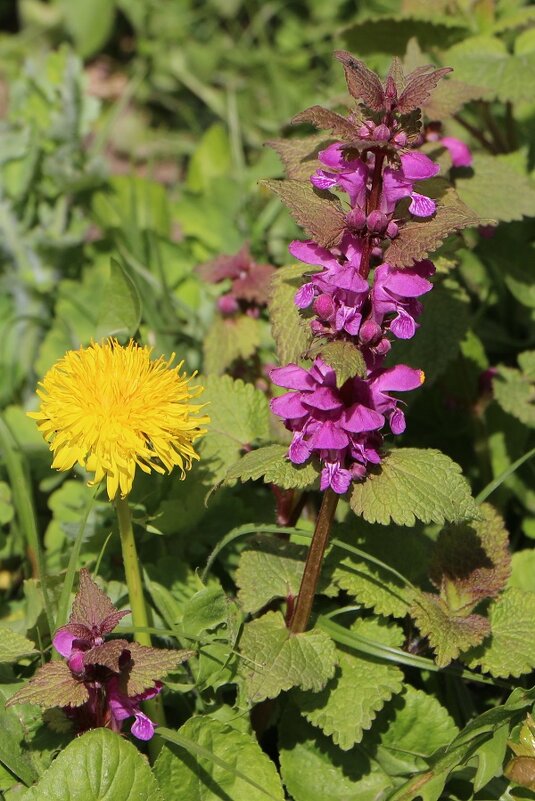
[371,261,434,340]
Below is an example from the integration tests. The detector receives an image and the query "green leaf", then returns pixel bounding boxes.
[269,264,314,364]
[203,316,260,375]
[295,617,404,750]
[6,661,89,710]
[455,153,535,224]
[267,135,331,181]
[198,375,270,484]
[21,728,164,800]
[509,550,535,592]
[0,693,38,787]
[493,351,535,428]
[263,180,345,249]
[343,16,466,56]
[154,717,285,801]
[125,643,194,697]
[444,35,535,105]
[0,627,36,664]
[466,587,535,677]
[236,534,306,614]
[422,78,489,120]
[410,590,490,668]
[349,448,479,526]
[95,258,142,341]
[473,723,509,792]
[388,280,469,384]
[187,124,233,193]
[239,611,336,702]
[319,340,367,387]
[58,0,116,58]
[224,444,320,490]
[0,481,13,525]
[384,188,484,268]
[279,705,393,801]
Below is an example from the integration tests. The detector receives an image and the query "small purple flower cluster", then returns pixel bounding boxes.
[269,86,472,494]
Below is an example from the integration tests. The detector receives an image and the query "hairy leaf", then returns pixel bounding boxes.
[0,627,36,663]
[224,444,320,490]
[423,78,489,120]
[396,65,452,114]
[411,591,490,667]
[83,639,129,673]
[319,340,367,387]
[236,534,307,615]
[203,315,260,375]
[456,153,535,224]
[296,617,404,750]
[334,51,385,110]
[71,569,127,632]
[267,135,333,181]
[269,264,314,364]
[22,728,163,801]
[239,611,336,702]
[349,448,479,526]
[466,588,535,677]
[493,351,535,428]
[292,106,358,140]
[154,716,285,801]
[124,643,194,696]
[263,180,346,249]
[385,188,484,267]
[6,661,89,710]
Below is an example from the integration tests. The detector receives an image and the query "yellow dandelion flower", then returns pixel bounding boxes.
[29,339,209,500]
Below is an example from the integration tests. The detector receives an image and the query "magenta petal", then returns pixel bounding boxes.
[270,364,315,391]
[441,137,472,167]
[343,404,384,433]
[372,365,425,393]
[390,310,417,339]
[400,152,440,180]
[304,387,343,411]
[53,625,89,657]
[289,434,312,464]
[311,170,338,191]
[321,463,352,494]
[311,422,349,450]
[289,240,339,270]
[409,193,436,218]
[383,269,433,298]
[295,283,315,309]
[390,408,406,435]
[270,393,308,419]
[131,712,156,740]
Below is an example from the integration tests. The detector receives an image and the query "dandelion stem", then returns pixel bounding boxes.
[289,488,339,634]
[115,495,166,753]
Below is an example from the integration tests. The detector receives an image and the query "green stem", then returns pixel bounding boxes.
[289,488,339,634]
[0,416,54,636]
[115,495,166,755]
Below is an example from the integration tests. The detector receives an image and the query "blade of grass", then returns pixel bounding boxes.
[475,446,535,504]
[0,415,54,636]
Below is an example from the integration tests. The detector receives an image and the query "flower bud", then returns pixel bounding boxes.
[313,293,335,320]
[375,338,391,357]
[346,208,366,230]
[217,295,239,315]
[359,319,382,345]
[367,210,388,234]
[386,220,399,239]
[374,124,390,141]
[392,131,407,147]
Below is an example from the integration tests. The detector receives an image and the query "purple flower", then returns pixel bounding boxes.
[370,261,435,339]
[311,144,368,208]
[440,136,472,168]
[107,676,163,741]
[382,153,439,218]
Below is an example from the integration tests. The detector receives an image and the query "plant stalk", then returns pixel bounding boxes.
[289,488,339,634]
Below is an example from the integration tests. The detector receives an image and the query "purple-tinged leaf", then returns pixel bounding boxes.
[123,643,195,697]
[396,65,453,114]
[267,135,334,180]
[70,569,124,631]
[263,180,346,249]
[334,51,385,110]
[292,106,358,140]
[6,662,89,709]
[83,639,130,673]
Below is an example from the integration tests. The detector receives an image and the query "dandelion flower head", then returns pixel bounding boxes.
[30,339,209,500]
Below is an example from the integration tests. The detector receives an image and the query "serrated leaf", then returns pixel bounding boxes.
[83,639,129,673]
[236,534,307,614]
[429,503,511,612]
[6,661,89,709]
[411,590,490,667]
[334,51,385,110]
[198,375,270,484]
[396,65,453,114]
[224,444,320,490]
[124,643,194,696]
[263,180,345,249]
[493,351,535,427]
[349,448,479,526]
[423,78,489,120]
[267,135,333,181]
[456,153,535,224]
[388,279,469,384]
[154,716,285,801]
[269,264,314,364]
[21,728,163,801]
[466,587,535,677]
[0,627,36,663]
[70,569,127,634]
[279,705,393,801]
[239,611,336,702]
[95,258,142,341]
[385,188,484,267]
[292,106,358,140]
[296,617,404,750]
[203,315,260,375]
[319,340,366,387]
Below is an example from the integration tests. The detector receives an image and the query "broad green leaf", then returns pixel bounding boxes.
[239,611,336,702]
[295,617,404,750]
[343,16,466,56]
[198,375,270,484]
[370,686,458,777]
[466,587,535,677]
[154,717,285,801]
[493,351,535,428]
[423,78,489,120]
[0,693,38,787]
[21,728,163,800]
[263,180,345,249]
[349,448,479,526]
[95,258,142,341]
[187,124,233,193]
[203,315,260,375]
[236,534,306,614]
[0,627,36,664]
[473,723,509,792]
[410,590,490,668]
[182,586,240,641]
[279,705,393,801]
[319,340,366,387]
[224,444,320,490]
[456,153,535,224]
[388,280,469,385]
[509,550,535,592]
[269,264,314,364]
[58,0,116,58]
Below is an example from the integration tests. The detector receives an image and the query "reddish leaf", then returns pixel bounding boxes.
[84,639,130,673]
[233,263,276,305]
[292,106,358,140]
[6,662,89,710]
[396,65,453,114]
[70,569,127,632]
[123,643,195,697]
[334,51,385,110]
